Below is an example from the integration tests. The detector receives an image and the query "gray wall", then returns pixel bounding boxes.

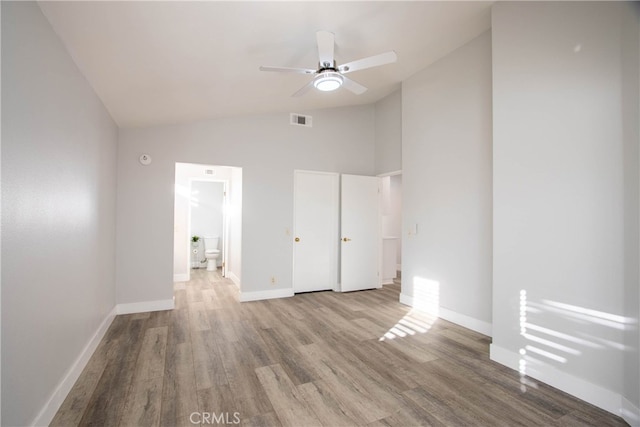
[374,89,402,175]
[116,106,374,303]
[401,31,493,332]
[622,0,640,411]
[1,2,118,425]
[491,1,638,413]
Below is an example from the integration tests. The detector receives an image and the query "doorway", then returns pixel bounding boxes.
[173,162,242,285]
[190,180,226,274]
[379,171,402,284]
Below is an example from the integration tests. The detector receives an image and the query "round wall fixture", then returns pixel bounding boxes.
[139,154,152,165]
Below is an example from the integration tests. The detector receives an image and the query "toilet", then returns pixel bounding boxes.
[204,237,221,271]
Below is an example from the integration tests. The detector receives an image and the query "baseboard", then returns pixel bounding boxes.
[399,292,413,308]
[173,273,189,282]
[396,263,402,271]
[227,271,241,289]
[31,307,117,426]
[490,344,623,418]
[382,279,394,285]
[116,298,175,315]
[399,293,492,337]
[621,396,640,426]
[438,306,492,337]
[240,287,294,302]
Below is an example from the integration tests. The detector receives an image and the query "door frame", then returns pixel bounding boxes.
[173,161,242,284]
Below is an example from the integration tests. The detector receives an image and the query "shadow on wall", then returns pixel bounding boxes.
[517,289,636,393]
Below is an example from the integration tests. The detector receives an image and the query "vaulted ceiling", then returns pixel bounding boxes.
[38,1,493,128]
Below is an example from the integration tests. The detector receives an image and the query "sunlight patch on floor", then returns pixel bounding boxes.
[381,276,440,341]
[379,309,437,341]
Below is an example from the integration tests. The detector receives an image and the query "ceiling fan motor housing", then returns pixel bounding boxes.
[319,60,337,71]
[314,71,343,92]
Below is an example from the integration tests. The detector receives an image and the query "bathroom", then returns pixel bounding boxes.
[190,180,224,272]
[173,162,242,284]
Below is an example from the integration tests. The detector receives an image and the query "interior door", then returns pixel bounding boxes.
[293,171,339,293]
[340,174,380,292]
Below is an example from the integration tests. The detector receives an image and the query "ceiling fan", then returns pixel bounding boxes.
[259,30,397,97]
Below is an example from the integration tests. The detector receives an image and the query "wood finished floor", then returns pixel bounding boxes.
[52,269,627,427]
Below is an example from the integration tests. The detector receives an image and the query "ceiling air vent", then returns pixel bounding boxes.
[290,113,312,128]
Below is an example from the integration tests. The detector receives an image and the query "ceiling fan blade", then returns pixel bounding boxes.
[292,80,315,97]
[316,30,335,68]
[259,65,316,74]
[341,76,367,95]
[338,51,397,74]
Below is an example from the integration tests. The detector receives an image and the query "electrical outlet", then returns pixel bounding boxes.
[270,276,276,285]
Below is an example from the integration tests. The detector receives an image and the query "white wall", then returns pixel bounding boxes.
[117,106,374,303]
[374,88,403,278]
[228,167,243,285]
[622,2,640,417]
[381,174,402,266]
[491,2,639,418]
[380,175,402,236]
[374,89,402,175]
[1,3,4,422]
[401,31,493,334]
[1,2,118,425]
[390,174,402,266]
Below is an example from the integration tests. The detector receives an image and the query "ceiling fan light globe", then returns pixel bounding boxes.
[313,73,343,92]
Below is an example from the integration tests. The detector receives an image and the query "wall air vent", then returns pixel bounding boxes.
[204,169,215,175]
[290,113,312,128]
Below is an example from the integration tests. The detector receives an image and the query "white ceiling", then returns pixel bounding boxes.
[38,1,493,128]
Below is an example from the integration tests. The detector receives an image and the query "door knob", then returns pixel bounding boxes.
[295,237,300,242]
[342,237,352,242]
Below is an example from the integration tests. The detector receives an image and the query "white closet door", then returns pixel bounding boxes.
[340,174,380,292]
[292,171,339,293]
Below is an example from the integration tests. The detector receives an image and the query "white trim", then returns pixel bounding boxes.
[381,279,394,285]
[490,344,623,418]
[399,293,492,336]
[438,306,492,337]
[399,292,414,308]
[173,273,189,282]
[31,307,117,426]
[376,169,402,177]
[116,298,175,315]
[240,288,294,302]
[621,396,640,426]
[396,263,402,271]
[227,271,241,289]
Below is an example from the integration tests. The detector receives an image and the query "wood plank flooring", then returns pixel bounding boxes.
[52,270,628,426]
